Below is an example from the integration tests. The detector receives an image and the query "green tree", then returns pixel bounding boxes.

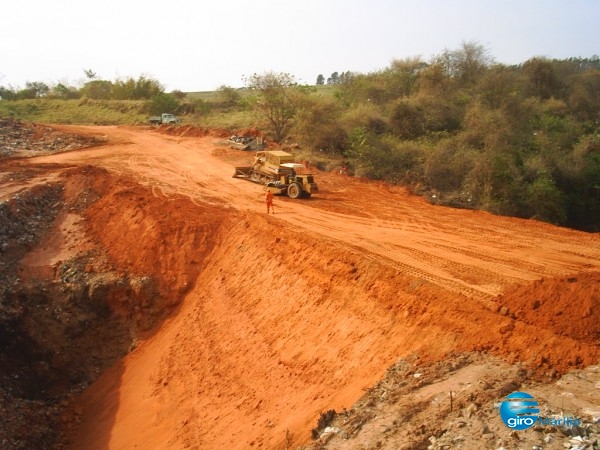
[0,86,16,100]
[52,83,80,99]
[294,95,346,153]
[418,61,454,96]
[453,41,493,84]
[558,135,600,230]
[525,173,566,224]
[478,66,521,109]
[336,70,395,105]
[170,90,187,100]
[80,79,114,99]
[521,57,560,99]
[244,71,300,142]
[190,98,211,116]
[146,93,181,115]
[424,142,477,192]
[566,69,600,121]
[463,148,526,216]
[346,128,423,182]
[316,74,325,85]
[386,57,424,98]
[432,41,493,85]
[16,81,49,99]
[83,68,97,80]
[217,85,241,107]
[390,101,425,139]
[133,76,163,99]
[113,76,163,100]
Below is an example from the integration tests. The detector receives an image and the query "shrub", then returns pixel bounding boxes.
[146,93,181,116]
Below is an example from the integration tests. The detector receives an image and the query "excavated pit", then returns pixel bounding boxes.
[0,165,225,448]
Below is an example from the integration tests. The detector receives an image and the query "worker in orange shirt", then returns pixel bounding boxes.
[265,189,274,214]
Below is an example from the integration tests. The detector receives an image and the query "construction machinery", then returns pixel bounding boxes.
[227,135,265,151]
[232,150,318,198]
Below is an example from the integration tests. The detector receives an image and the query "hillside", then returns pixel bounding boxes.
[0,120,598,449]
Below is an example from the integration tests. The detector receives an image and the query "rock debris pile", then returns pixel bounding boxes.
[0,118,105,158]
[300,354,600,450]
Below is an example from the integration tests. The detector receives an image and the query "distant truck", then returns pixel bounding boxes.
[149,113,180,125]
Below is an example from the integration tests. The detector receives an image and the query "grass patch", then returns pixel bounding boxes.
[0,85,339,129]
[193,109,256,130]
[0,99,148,125]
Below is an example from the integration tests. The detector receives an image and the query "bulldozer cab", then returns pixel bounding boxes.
[253,151,295,176]
[260,151,295,165]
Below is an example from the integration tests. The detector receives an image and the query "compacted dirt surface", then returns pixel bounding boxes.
[0,119,599,450]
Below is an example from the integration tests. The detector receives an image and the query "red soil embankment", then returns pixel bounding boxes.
[69,186,600,449]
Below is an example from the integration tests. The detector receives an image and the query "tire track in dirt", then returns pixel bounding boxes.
[268,205,504,299]
[275,202,600,302]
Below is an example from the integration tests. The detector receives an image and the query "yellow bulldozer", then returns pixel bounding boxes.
[232,150,318,199]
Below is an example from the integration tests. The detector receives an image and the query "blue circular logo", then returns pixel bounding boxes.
[499,391,540,430]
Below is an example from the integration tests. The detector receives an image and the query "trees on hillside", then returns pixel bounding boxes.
[431,41,494,85]
[245,71,302,142]
[112,76,163,100]
[0,74,165,101]
[327,71,352,84]
[80,76,164,100]
[80,80,114,99]
[146,93,181,115]
[2,44,599,230]
[323,47,600,230]
[216,85,241,107]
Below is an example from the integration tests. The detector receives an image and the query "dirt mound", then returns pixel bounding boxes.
[496,272,600,345]
[153,124,211,138]
[153,123,234,139]
[152,124,266,140]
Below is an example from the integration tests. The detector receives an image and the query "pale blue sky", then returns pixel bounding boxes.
[1,0,598,92]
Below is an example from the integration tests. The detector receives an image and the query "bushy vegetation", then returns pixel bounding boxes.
[291,43,600,231]
[2,44,599,230]
[0,74,186,121]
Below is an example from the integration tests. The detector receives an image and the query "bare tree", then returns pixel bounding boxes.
[432,41,494,84]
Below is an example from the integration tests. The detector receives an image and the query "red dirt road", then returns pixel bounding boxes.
[16,125,600,449]
[32,126,600,300]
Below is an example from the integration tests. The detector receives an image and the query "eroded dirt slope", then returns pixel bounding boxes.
[1,122,599,449]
